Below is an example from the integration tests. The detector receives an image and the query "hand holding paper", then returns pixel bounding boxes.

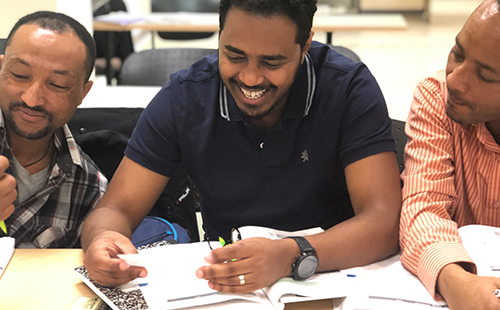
[83,230,147,287]
[196,237,298,294]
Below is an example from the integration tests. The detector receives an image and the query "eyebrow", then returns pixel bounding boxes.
[11,56,71,76]
[224,45,287,61]
[456,37,498,74]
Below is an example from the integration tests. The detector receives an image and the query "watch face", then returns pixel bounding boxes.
[297,255,318,279]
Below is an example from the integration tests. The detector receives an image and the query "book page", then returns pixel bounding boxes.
[341,254,448,310]
[237,226,324,240]
[458,225,500,277]
[0,237,15,279]
[263,271,352,306]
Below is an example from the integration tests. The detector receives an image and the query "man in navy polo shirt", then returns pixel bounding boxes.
[82,0,402,293]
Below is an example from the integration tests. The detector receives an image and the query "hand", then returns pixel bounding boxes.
[195,237,298,293]
[0,156,16,222]
[83,230,147,287]
[438,263,500,310]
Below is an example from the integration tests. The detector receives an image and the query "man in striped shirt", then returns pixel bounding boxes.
[400,0,500,309]
[0,12,107,248]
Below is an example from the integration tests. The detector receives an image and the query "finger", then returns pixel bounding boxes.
[90,263,146,287]
[207,277,261,294]
[0,203,14,221]
[0,173,17,196]
[0,156,9,174]
[207,272,254,287]
[197,257,253,279]
[206,240,255,263]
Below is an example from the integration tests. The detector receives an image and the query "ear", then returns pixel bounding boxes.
[0,54,4,70]
[77,80,93,107]
[301,32,314,64]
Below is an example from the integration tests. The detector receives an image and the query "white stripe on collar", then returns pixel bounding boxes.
[219,52,316,121]
[303,53,316,117]
[219,82,230,121]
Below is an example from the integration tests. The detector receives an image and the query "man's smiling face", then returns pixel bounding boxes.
[218,7,311,128]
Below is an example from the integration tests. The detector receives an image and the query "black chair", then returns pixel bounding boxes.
[328,44,361,63]
[0,38,6,55]
[67,108,200,242]
[391,119,408,174]
[118,48,217,86]
[0,39,6,70]
[151,0,219,41]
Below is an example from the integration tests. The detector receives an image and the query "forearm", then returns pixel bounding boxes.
[309,206,399,272]
[399,193,475,297]
[81,206,135,251]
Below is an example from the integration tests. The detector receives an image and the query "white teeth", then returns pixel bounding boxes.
[241,88,265,100]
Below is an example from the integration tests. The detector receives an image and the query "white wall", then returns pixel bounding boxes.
[0,0,92,38]
[0,0,57,38]
[0,0,94,78]
[359,0,426,11]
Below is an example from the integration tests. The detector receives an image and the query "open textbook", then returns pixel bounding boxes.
[75,226,354,310]
[341,224,500,310]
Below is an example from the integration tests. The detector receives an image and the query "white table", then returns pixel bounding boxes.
[81,85,161,109]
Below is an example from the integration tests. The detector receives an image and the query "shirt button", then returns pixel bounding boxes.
[494,202,500,208]
[260,142,264,149]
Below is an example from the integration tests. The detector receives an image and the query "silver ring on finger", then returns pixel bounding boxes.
[239,274,245,285]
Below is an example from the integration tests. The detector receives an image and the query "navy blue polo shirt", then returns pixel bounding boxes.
[126,41,395,241]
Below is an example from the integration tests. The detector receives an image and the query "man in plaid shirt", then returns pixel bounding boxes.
[0,11,107,248]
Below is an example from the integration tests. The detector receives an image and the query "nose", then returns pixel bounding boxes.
[239,62,265,87]
[20,81,45,108]
[447,62,470,95]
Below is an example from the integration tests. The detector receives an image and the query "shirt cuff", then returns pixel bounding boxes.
[418,242,476,300]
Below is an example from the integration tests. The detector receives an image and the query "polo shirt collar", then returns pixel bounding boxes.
[219,53,316,122]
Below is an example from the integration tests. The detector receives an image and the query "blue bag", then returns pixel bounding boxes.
[131,216,191,247]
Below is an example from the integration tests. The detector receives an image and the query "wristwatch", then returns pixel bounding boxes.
[286,236,318,280]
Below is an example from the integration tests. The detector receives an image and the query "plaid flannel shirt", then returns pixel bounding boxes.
[0,113,107,248]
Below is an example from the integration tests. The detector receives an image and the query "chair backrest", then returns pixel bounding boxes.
[391,119,408,174]
[67,107,200,241]
[151,0,219,40]
[0,38,6,54]
[328,44,361,63]
[118,48,217,86]
[0,39,5,71]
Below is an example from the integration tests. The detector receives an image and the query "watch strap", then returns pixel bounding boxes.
[287,236,315,254]
[286,236,318,280]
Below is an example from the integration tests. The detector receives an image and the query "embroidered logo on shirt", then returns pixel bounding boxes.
[301,150,309,162]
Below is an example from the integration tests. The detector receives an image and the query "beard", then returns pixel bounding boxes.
[445,88,476,125]
[226,59,302,121]
[4,101,53,140]
[227,77,281,120]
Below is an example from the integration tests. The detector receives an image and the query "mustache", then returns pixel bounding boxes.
[9,101,51,117]
[447,88,472,106]
[228,77,276,91]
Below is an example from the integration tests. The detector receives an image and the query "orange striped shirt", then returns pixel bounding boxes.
[400,71,500,300]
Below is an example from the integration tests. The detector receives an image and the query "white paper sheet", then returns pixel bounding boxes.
[138,242,274,310]
[0,237,15,279]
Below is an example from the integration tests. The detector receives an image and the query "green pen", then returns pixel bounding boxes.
[219,236,226,247]
[218,236,236,261]
[0,221,6,234]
